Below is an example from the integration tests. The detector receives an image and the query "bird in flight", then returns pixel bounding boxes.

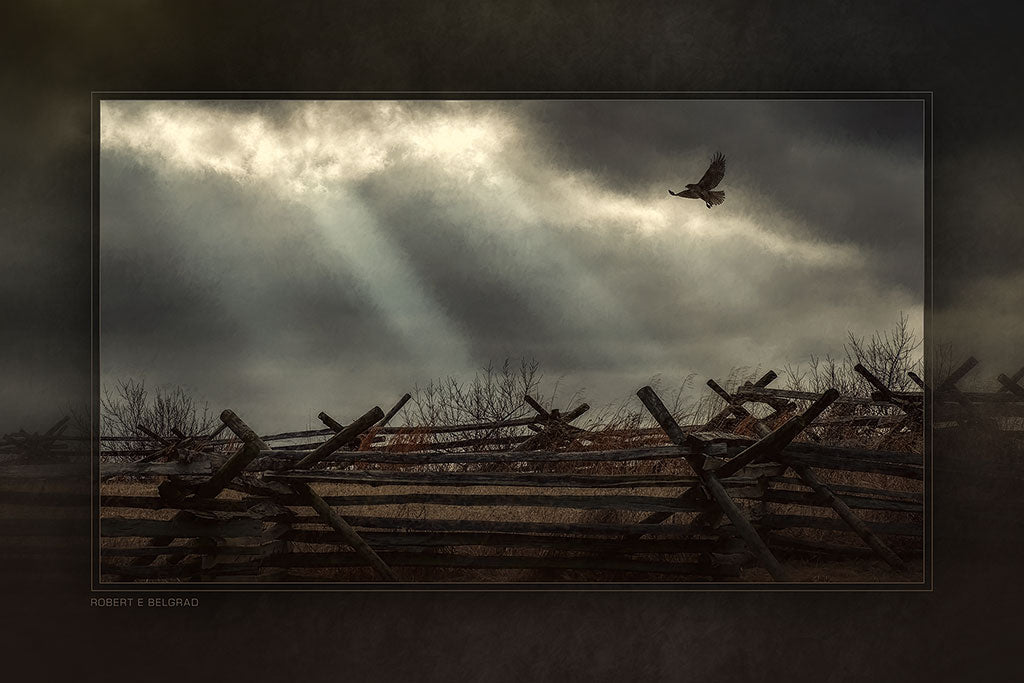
[669,152,726,208]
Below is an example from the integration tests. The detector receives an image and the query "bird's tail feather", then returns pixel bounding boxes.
[707,190,725,206]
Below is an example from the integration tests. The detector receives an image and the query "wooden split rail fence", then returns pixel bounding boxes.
[6,357,1020,582]
[91,386,925,582]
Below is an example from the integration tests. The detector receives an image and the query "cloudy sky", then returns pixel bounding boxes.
[99,99,924,431]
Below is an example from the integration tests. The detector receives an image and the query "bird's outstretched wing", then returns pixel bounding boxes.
[696,152,726,190]
[669,188,702,199]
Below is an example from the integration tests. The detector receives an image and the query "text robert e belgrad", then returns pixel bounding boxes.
[91,597,198,608]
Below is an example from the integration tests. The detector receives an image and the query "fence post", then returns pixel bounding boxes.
[637,385,791,582]
[704,371,778,430]
[292,407,384,469]
[996,366,1024,393]
[933,357,992,429]
[516,396,591,451]
[289,481,398,581]
[996,374,1024,397]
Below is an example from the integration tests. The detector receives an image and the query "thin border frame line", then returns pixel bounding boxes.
[90,91,932,593]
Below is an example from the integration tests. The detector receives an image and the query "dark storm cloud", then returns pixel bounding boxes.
[0,15,1007,437]
[99,149,422,424]
[514,100,924,291]
[94,99,926,429]
[515,99,922,193]
[354,173,611,360]
[349,136,915,395]
[935,141,1024,303]
[927,133,1024,376]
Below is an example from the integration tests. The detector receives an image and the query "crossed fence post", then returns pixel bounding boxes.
[635,385,798,581]
[319,393,412,451]
[852,364,924,447]
[132,421,231,464]
[708,378,905,571]
[921,357,996,430]
[853,364,923,421]
[996,370,1024,396]
[635,380,906,577]
[704,371,787,431]
[1,416,71,459]
[515,395,591,452]
[127,404,397,581]
[233,406,396,581]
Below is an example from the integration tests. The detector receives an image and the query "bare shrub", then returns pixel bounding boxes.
[398,359,578,457]
[845,311,923,394]
[101,377,216,451]
[403,358,546,427]
[782,312,923,399]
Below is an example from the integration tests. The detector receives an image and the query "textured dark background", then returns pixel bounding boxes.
[2,1,1022,680]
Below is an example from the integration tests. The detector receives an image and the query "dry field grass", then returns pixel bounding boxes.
[99,455,925,584]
